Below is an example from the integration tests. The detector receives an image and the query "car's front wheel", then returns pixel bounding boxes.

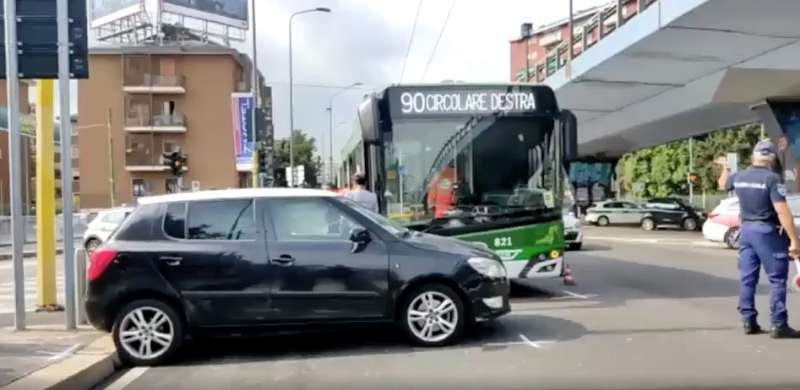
[597,216,610,226]
[401,284,465,347]
[682,218,698,231]
[112,299,183,366]
[641,217,656,231]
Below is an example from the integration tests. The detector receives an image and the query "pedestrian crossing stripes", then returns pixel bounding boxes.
[0,276,65,314]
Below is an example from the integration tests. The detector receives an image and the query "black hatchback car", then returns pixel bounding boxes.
[85,189,510,366]
[641,197,707,231]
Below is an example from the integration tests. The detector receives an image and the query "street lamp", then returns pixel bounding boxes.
[326,82,362,184]
[289,6,331,187]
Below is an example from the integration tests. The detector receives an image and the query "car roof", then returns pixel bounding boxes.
[137,188,338,205]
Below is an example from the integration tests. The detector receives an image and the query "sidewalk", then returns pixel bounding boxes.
[0,312,116,390]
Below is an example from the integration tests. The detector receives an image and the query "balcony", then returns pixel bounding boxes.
[125,113,187,133]
[125,134,187,172]
[123,74,186,94]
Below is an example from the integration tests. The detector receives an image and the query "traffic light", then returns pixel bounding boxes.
[162,151,187,177]
[256,145,268,174]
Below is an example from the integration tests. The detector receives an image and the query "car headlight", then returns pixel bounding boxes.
[468,257,507,278]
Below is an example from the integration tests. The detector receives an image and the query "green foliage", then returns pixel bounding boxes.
[273,130,322,187]
[618,123,763,198]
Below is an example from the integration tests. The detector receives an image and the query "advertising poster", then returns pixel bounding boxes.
[91,0,142,28]
[231,93,254,170]
[163,0,249,29]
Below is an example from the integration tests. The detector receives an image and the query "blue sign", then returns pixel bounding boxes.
[232,93,254,167]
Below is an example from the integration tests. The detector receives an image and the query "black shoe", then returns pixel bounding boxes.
[770,326,800,339]
[744,321,762,335]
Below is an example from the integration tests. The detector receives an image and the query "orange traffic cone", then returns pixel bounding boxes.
[563,265,576,286]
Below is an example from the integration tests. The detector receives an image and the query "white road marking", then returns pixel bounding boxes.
[518,334,555,350]
[104,367,151,390]
[560,290,597,300]
[44,344,81,361]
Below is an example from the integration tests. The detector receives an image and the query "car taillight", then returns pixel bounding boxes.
[88,248,117,281]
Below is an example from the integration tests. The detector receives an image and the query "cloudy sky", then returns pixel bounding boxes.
[237,0,608,163]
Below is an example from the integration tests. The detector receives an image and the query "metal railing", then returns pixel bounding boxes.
[518,0,659,83]
[125,113,185,127]
[124,73,186,88]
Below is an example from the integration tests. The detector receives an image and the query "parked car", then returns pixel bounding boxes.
[563,210,583,250]
[702,197,740,248]
[703,195,800,249]
[585,201,645,226]
[641,197,706,231]
[82,207,133,254]
[84,188,511,366]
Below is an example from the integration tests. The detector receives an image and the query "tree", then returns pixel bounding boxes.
[618,123,762,198]
[273,130,322,187]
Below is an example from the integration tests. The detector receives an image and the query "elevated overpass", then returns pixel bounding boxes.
[541,0,800,157]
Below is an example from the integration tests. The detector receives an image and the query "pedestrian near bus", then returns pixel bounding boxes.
[725,140,800,338]
[346,173,379,212]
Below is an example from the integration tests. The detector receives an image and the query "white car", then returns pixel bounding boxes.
[563,211,583,250]
[702,197,740,248]
[702,195,800,249]
[82,207,133,254]
[585,200,645,226]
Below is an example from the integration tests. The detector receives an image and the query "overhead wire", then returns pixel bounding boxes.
[420,0,456,82]
[399,0,425,83]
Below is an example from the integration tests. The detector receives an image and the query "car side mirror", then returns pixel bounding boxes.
[349,227,371,252]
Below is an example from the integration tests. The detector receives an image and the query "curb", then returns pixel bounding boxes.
[2,336,117,390]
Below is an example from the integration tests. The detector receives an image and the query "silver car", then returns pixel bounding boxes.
[585,201,645,226]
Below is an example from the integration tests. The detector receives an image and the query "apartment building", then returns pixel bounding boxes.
[78,44,258,208]
[509,0,655,82]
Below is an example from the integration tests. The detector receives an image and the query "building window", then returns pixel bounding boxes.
[166,178,179,193]
[163,141,181,154]
[132,179,148,197]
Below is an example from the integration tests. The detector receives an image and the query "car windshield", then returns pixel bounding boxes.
[339,198,409,237]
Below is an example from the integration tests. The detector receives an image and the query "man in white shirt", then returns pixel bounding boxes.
[346,173,379,212]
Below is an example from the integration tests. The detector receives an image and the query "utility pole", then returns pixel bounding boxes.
[107,108,116,207]
[251,0,259,188]
[689,137,694,204]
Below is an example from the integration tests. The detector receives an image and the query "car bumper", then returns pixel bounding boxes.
[702,219,729,242]
[565,229,582,244]
[504,256,563,279]
[584,214,599,223]
[84,295,109,331]
[468,277,511,322]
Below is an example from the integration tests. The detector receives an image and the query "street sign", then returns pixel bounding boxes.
[0,0,89,79]
[727,152,739,174]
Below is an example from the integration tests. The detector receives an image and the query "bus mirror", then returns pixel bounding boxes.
[359,95,381,143]
[561,109,578,162]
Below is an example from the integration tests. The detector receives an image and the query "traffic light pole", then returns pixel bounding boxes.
[4,0,26,331]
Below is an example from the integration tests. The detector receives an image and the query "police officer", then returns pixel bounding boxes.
[727,140,800,338]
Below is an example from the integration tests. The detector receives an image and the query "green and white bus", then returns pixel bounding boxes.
[341,84,577,279]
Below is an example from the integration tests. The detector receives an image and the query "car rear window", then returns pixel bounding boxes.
[164,202,186,239]
[186,199,257,240]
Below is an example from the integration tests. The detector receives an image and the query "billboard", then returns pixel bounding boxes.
[91,0,142,28]
[163,0,248,29]
[232,93,255,171]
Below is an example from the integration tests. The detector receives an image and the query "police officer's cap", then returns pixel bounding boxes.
[753,140,777,157]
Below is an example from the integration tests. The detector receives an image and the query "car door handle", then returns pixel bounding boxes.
[272,255,296,266]
[159,256,183,266]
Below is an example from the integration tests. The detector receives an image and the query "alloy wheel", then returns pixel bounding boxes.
[118,306,175,361]
[407,291,459,343]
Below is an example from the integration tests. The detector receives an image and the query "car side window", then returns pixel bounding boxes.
[102,211,126,224]
[164,202,186,239]
[605,202,619,209]
[267,198,363,241]
[187,199,257,240]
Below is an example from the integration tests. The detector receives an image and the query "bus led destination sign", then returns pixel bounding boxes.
[396,90,537,115]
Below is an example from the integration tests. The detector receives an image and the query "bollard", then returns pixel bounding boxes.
[74,248,88,325]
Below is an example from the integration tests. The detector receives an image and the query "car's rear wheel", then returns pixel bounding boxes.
[401,284,465,347]
[682,218,698,231]
[641,217,656,231]
[84,238,101,256]
[725,227,740,249]
[597,216,610,226]
[112,299,183,366]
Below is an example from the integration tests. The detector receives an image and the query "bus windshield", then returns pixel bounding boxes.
[382,115,560,235]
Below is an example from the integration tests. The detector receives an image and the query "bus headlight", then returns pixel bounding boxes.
[468,257,507,278]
